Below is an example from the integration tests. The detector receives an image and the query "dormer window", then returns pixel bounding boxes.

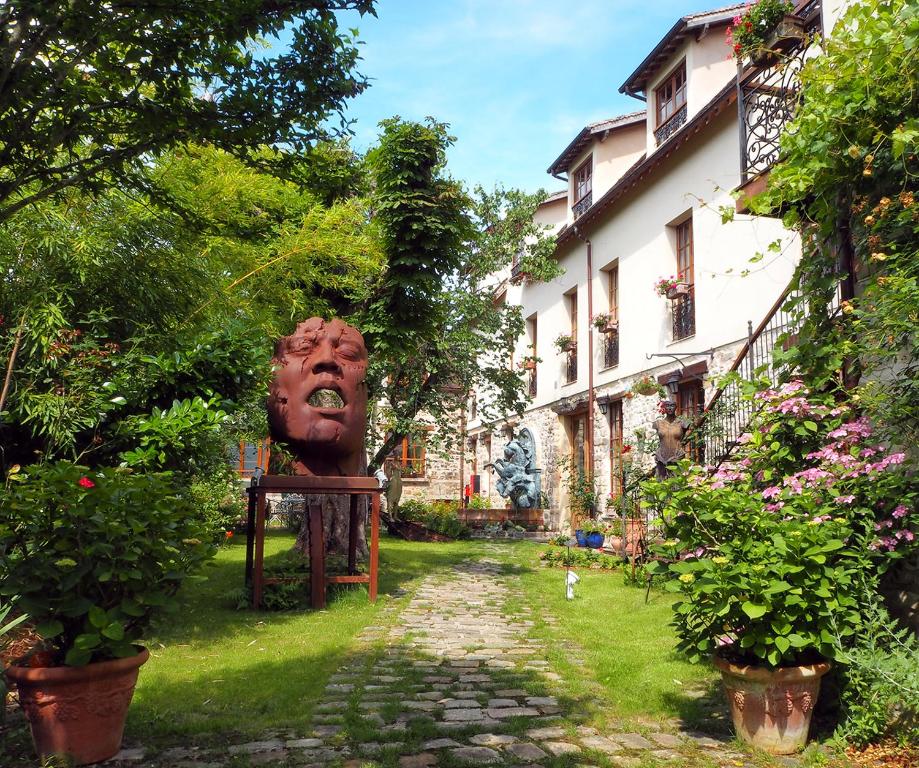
[572,159,592,219]
[654,61,687,145]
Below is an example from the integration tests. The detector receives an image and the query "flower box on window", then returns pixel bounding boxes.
[592,312,619,334]
[666,282,691,300]
[554,333,576,353]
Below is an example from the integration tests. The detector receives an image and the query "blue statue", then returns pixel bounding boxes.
[487,427,541,509]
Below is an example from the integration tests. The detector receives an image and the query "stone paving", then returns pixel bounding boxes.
[106,556,788,768]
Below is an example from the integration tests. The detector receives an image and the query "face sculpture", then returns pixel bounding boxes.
[267,318,368,476]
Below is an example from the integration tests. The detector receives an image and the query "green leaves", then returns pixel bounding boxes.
[0,1,376,221]
[0,463,216,666]
[742,602,769,619]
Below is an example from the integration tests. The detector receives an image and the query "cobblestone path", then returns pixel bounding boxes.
[108,557,781,768]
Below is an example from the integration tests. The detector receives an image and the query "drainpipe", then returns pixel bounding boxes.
[459,400,467,507]
[573,225,595,481]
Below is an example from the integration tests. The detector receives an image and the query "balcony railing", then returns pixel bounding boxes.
[510,257,526,284]
[692,273,842,469]
[565,348,577,383]
[737,2,822,184]
[654,104,687,145]
[572,191,592,220]
[671,292,695,340]
[603,331,619,368]
[528,370,537,398]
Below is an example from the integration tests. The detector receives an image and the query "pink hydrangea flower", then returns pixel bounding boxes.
[893,505,909,519]
[835,495,855,505]
[762,486,781,500]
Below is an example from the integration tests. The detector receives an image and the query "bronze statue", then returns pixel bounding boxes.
[652,400,687,479]
[267,318,368,477]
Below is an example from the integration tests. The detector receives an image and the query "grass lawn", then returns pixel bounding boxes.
[129,532,492,746]
[4,534,727,763]
[500,542,722,734]
[129,535,719,746]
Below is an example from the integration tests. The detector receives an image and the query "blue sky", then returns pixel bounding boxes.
[313,1,731,195]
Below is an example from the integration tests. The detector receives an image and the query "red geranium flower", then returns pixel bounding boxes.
[225,530,234,539]
[622,444,633,454]
[78,476,95,489]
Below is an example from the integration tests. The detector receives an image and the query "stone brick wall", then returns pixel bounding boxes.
[399,445,463,505]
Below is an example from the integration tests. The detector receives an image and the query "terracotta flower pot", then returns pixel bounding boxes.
[7,647,149,765]
[713,654,830,755]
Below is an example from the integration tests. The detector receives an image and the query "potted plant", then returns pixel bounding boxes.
[0,463,215,765]
[579,519,608,549]
[631,375,662,397]
[653,275,690,299]
[517,353,541,371]
[0,599,29,724]
[726,0,801,64]
[644,382,918,754]
[554,333,576,353]
[592,312,618,334]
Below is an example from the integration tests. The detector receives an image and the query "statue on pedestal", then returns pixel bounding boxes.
[652,400,687,479]
[266,318,370,554]
[267,318,368,477]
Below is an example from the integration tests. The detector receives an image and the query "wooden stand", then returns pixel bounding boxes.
[244,475,380,610]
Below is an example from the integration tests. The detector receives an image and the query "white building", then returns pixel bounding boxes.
[463,1,843,529]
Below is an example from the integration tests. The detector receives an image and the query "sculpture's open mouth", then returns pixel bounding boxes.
[308,388,345,409]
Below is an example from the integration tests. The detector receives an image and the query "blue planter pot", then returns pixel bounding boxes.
[574,529,587,547]
[586,532,605,549]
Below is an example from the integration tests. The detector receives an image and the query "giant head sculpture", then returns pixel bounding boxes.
[267,318,368,476]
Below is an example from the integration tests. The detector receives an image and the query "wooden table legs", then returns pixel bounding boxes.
[309,503,325,609]
[246,479,380,610]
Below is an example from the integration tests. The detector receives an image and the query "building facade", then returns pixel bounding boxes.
[391,1,850,523]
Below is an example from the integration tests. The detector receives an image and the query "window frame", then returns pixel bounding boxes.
[654,61,687,129]
[573,158,592,205]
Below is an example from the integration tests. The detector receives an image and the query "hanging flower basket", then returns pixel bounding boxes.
[665,282,691,300]
[631,375,661,397]
[592,312,619,334]
[727,1,802,64]
[654,275,687,298]
[554,333,576,353]
[518,355,540,371]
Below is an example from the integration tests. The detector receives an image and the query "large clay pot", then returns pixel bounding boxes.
[713,654,830,755]
[7,647,149,765]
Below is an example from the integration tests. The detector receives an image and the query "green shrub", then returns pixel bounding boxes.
[189,471,246,542]
[398,498,469,539]
[833,595,919,747]
[467,494,490,510]
[645,382,918,667]
[0,462,215,666]
[540,546,618,570]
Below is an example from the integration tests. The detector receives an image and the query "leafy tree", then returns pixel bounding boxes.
[357,118,561,471]
[0,0,375,221]
[0,146,383,475]
[754,0,919,449]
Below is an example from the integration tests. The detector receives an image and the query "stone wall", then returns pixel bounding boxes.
[471,338,745,532]
[399,445,463,505]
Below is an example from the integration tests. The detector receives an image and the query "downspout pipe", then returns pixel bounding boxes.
[572,225,595,483]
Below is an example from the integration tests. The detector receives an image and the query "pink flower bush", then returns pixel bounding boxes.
[644,381,917,668]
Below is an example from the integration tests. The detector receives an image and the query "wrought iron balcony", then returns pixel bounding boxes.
[603,330,619,368]
[737,2,822,184]
[654,104,686,146]
[671,292,695,341]
[528,370,537,398]
[565,348,577,384]
[510,256,527,284]
[572,191,592,220]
